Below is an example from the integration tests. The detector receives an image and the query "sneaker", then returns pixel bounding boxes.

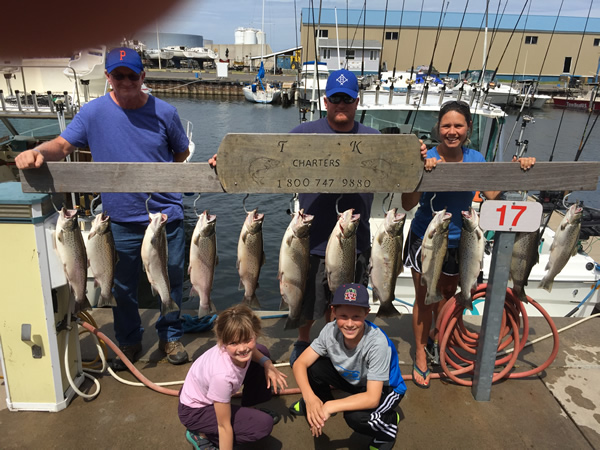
[289,399,306,417]
[111,342,142,372]
[289,340,310,368]
[185,430,218,450]
[159,339,189,365]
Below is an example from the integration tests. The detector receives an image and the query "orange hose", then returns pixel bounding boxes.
[403,284,560,386]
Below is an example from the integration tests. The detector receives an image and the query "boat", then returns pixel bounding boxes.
[145,48,174,68]
[552,88,600,111]
[311,86,600,318]
[452,70,519,107]
[242,0,281,104]
[509,80,552,109]
[297,61,329,104]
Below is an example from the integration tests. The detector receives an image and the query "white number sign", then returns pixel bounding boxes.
[479,200,543,232]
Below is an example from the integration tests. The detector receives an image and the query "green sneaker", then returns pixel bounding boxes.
[186,430,218,449]
[289,399,306,416]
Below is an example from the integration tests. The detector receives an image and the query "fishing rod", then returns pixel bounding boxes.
[377,0,390,80]
[360,0,367,78]
[445,0,470,79]
[385,0,405,96]
[409,0,425,81]
[549,0,594,162]
[462,12,487,91]
[408,1,448,133]
[477,0,505,85]
[504,0,532,109]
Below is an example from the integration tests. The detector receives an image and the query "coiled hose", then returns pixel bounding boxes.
[418,284,560,386]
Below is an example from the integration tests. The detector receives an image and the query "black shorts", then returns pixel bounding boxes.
[301,250,370,321]
[403,231,459,276]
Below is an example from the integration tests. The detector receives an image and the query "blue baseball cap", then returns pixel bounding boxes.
[325,69,359,98]
[331,283,370,308]
[106,47,144,74]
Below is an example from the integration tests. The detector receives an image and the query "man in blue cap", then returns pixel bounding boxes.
[285,69,380,365]
[291,283,407,450]
[15,47,190,369]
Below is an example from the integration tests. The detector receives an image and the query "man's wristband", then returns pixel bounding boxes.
[258,355,270,367]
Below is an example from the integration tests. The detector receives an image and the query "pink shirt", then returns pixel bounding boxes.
[179,344,248,408]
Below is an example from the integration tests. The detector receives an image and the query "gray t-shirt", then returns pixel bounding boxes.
[311,320,391,387]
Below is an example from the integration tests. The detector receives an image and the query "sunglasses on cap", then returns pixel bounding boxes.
[110,72,141,81]
[327,95,357,104]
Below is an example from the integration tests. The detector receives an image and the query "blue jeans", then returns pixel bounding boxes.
[111,219,184,345]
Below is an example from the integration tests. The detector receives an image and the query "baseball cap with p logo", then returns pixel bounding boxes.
[106,47,144,74]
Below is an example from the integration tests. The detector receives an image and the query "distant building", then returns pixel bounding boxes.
[132,32,204,49]
[301,8,600,81]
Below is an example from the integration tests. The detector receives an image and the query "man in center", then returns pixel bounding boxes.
[286,69,380,365]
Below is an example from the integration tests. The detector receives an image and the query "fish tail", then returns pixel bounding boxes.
[455,291,473,311]
[284,315,306,330]
[97,293,118,308]
[74,296,93,314]
[161,298,180,316]
[198,300,217,318]
[424,291,443,305]
[538,276,553,293]
[376,301,401,318]
[511,286,529,303]
[244,293,262,310]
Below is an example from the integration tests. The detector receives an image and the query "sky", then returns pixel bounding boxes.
[148,0,600,52]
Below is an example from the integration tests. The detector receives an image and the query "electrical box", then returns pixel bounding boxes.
[0,182,84,411]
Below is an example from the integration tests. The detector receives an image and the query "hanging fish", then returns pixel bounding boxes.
[141,212,179,315]
[54,207,92,312]
[325,208,360,295]
[509,230,540,303]
[421,209,452,305]
[279,209,314,330]
[456,207,484,310]
[369,208,406,317]
[539,204,583,292]
[86,211,118,308]
[237,209,265,309]
[188,210,218,317]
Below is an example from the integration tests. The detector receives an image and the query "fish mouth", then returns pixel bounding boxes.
[62,208,78,219]
[253,211,265,222]
[202,210,217,223]
[461,210,472,220]
[300,211,314,224]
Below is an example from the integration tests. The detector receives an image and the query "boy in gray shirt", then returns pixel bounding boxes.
[291,283,407,450]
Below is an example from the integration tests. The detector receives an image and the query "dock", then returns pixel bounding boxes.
[1,310,599,448]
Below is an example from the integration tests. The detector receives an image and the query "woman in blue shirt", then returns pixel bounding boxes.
[401,100,535,389]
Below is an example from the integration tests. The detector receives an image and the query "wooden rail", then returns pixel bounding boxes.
[17,133,600,194]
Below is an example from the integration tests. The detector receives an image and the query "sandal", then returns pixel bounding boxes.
[412,362,431,389]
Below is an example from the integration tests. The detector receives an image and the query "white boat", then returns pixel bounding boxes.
[509,80,552,109]
[297,61,329,103]
[145,48,174,67]
[187,47,218,62]
[373,69,446,95]
[452,70,519,107]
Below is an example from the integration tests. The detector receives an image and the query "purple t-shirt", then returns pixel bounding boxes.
[179,344,248,408]
[61,93,189,223]
[289,118,379,256]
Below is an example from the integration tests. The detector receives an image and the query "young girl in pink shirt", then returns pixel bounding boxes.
[178,305,288,449]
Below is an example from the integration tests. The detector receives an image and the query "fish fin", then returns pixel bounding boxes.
[284,315,306,330]
[261,251,266,267]
[189,286,198,298]
[285,234,294,247]
[238,279,245,291]
[244,293,262,309]
[97,293,117,308]
[376,302,401,318]
[160,298,180,316]
[56,230,64,244]
[192,233,200,247]
[538,276,553,293]
[241,229,248,244]
[88,230,97,239]
[279,297,288,311]
[215,254,219,266]
[187,264,192,275]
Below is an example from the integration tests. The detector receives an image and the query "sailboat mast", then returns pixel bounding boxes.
[261,0,265,63]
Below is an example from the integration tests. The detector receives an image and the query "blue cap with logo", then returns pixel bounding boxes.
[325,69,359,98]
[106,47,144,74]
[331,283,370,308]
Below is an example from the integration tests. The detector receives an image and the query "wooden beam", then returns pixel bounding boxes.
[19,161,600,193]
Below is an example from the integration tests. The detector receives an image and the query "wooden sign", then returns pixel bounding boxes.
[215,133,423,193]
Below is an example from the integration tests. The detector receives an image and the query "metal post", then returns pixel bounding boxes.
[31,91,39,112]
[472,193,521,401]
